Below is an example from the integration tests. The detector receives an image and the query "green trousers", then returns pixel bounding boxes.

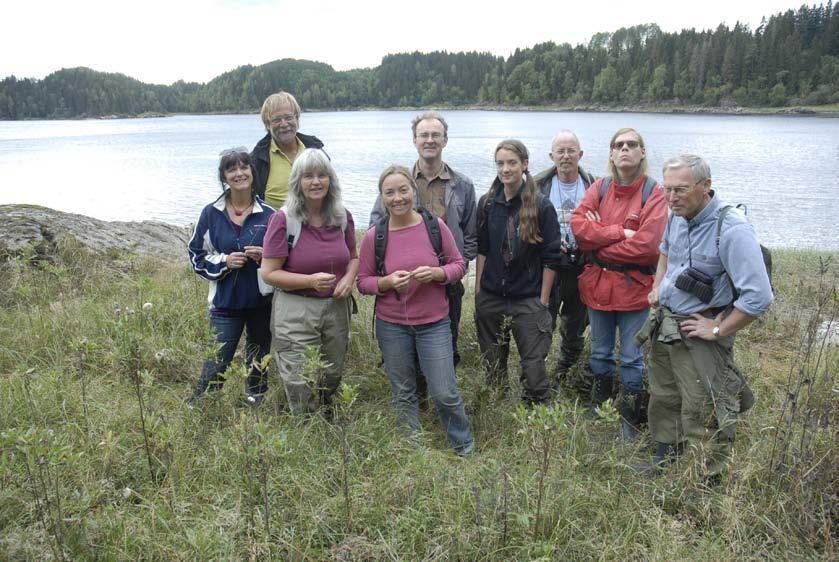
[647,308,753,476]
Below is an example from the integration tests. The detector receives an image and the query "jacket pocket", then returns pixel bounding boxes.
[627,269,653,289]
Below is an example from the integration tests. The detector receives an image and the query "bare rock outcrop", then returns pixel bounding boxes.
[0,204,190,263]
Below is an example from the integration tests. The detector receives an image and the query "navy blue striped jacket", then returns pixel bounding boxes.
[188,192,275,310]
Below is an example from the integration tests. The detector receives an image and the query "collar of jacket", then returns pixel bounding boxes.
[212,191,269,214]
[534,165,596,194]
[253,132,324,163]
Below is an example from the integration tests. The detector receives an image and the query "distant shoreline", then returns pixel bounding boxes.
[8,103,839,121]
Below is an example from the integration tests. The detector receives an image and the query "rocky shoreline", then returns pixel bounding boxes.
[0,205,190,263]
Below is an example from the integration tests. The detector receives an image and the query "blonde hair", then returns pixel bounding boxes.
[260,91,301,129]
[376,165,419,219]
[607,128,648,180]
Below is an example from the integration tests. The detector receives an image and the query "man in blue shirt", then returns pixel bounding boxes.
[638,154,773,482]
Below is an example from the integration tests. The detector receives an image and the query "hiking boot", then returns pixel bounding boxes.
[586,374,614,419]
[620,389,645,443]
[629,441,684,476]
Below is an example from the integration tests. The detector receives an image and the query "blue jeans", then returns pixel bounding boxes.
[587,308,648,392]
[376,318,474,453]
[194,306,271,397]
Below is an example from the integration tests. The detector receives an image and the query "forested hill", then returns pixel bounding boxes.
[2,2,837,119]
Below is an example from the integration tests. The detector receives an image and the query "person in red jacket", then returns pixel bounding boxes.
[571,128,667,441]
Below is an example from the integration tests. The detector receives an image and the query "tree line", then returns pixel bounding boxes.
[2,2,837,119]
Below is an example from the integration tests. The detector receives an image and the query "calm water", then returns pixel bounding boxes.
[1,111,838,249]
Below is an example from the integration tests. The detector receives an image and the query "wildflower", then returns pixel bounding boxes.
[122,487,132,498]
[142,302,153,311]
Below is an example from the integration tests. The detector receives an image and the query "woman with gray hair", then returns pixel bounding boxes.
[261,148,358,415]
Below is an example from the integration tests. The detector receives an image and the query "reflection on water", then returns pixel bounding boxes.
[1,111,838,249]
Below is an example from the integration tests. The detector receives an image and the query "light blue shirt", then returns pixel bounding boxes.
[659,193,773,316]
[549,174,585,247]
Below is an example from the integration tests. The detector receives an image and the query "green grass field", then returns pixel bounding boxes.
[1,242,836,561]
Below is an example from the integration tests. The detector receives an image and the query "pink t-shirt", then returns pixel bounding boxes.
[263,210,357,298]
[357,217,465,325]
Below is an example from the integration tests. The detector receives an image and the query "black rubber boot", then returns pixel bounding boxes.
[187,372,224,405]
[620,389,645,443]
[629,441,684,476]
[586,374,615,419]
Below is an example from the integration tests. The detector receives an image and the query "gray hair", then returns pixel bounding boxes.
[286,149,346,228]
[411,111,448,138]
[551,130,581,149]
[662,154,711,183]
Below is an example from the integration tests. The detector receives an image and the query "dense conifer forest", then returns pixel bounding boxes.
[2,2,837,119]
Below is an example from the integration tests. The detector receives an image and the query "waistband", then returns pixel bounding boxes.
[592,256,655,275]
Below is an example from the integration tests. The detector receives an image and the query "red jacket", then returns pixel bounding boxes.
[571,175,667,311]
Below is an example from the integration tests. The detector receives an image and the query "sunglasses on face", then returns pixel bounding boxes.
[611,140,641,150]
[219,146,249,157]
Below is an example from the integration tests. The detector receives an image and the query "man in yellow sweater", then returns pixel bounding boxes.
[251,91,326,208]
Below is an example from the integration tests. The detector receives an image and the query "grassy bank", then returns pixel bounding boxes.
[1,242,836,561]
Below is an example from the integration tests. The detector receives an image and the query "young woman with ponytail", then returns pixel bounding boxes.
[474,140,560,405]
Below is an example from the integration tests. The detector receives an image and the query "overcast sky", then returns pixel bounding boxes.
[2,0,807,85]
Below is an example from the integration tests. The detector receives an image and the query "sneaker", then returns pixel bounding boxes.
[245,393,265,408]
[456,442,476,457]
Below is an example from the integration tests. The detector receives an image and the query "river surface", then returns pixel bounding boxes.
[1,110,837,249]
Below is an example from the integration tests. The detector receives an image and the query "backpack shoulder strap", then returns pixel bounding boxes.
[716,205,738,300]
[640,176,656,207]
[716,205,735,248]
[280,206,302,252]
[598,176,655,207]
[478,192,494,232]
[419,208,445,265]
[598,176,613,201]
[374,215,389,276]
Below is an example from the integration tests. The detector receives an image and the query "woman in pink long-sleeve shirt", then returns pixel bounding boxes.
[357,165,474,454]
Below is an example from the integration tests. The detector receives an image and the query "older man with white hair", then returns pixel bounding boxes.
[634,154,773,483]
[534,130,596,395]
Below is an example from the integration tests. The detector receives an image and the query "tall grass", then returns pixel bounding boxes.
[0,242,836,560]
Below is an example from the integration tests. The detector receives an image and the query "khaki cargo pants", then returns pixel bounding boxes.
[647,308,753,476]
[271,291,352,415]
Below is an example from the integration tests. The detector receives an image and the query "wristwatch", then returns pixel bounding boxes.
[712,325,721,337]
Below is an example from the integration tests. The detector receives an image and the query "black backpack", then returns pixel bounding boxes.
[374,208,453,298]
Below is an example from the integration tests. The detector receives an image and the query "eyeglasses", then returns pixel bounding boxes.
[662,180,703,196]
[269,114,297,125]
[611,140,641,150]
[552,148,578,156]
[219,146,249,157]
[416,132,444,141]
